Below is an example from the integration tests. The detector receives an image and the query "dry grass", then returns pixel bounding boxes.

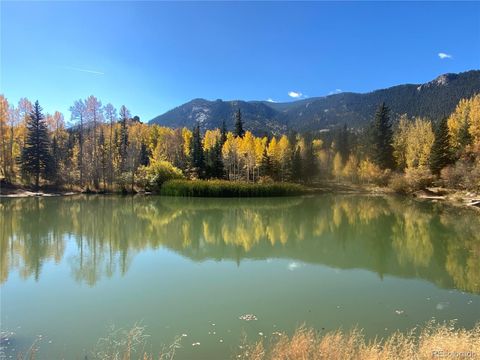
[12,322,480,359]
[237,321,480,360]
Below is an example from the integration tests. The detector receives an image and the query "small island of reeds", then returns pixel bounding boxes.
[160,179,306,197]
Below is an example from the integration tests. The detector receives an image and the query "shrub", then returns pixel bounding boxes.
[388,168,434,194]
[388,173,411,194]
[358,159,390,186]
[145,161,184,191]
[160,179,306,197]
[258,176,274,184]
[441,160,480,190]
[404,167,434,190]
[134,165,149,190]
[116,172,132,192]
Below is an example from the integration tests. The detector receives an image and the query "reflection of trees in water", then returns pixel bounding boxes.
[439,209,480,294]
[392,207,434,268]
[1,195,479,293]
[1,198,65,283]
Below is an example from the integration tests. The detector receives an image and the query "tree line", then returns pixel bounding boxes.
[0,93,479,192]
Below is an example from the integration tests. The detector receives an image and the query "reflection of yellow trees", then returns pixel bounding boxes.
[391,208,433,268]
[323,196,391,233]
[1,195,479,293]
[1,198,66,283]
[440,210,480,294]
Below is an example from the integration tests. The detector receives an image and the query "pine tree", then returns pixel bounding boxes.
[234,109,245,138]
[205,139,224,179]
[291,147,302,181]
[98,128,107,189]
[214,140,225,178]
[220,120,228,145]
[336,124,349,164]
[191,123,205,178]
[139,143,150,166]
[20,101,53,189]
[302,134,317,182]
[119,113,129,173]
[458,119,472,150]
[259,147,272,178]
[49,136,60,183]
[369,103,395,169]
[430,117,452,175]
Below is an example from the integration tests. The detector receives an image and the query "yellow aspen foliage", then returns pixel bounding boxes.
[342,154,358,181]
[277,135,291,162]
[239,131,256,180]
[312,139,323,152]
[254,136,267,167]
[222,132,237,160]
[316,149,329,172]
[467,94,480,146]
[267,136,279,160]
[332,152,343,179]
[296,136,306,157]
[222,132,239,178]
[152,127,174,161]
[405,118,434,169]
[392,114,409,169]
[128,122,149,145]
[0,95,9,179]
[447,95,480,150]
[393,116,434,169]
[358,159,384,184]
[182,127,193,157]
[277,135,291,181]
[203,129,221,151]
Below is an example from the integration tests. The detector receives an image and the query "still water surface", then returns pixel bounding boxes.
[1,195,479,359]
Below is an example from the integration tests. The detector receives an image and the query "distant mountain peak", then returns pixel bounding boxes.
[417,72,460,91]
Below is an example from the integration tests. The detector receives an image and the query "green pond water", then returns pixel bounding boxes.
[0,194,479,359]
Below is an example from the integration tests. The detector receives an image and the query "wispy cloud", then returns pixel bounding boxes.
[64,66,105,75]
[288,91,302,98]
[328,88,343,95]
[438,52,452,60]
[266,98,276,103]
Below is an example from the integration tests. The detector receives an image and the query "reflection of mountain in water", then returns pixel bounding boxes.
[1,195,479,294]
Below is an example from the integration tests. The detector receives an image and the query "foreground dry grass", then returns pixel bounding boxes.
[14,322,480,359]
[237,322,480,360]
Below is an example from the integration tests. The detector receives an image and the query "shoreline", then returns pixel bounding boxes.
[1,183,479,211]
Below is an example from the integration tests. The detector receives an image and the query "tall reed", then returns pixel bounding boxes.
[160,179,306,197]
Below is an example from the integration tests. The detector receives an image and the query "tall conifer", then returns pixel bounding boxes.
[20,101,53,189]
[370,103,394,169]
[234,109,245,138]
[430,117,452,175]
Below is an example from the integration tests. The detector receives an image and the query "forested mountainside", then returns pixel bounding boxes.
[149,70,480,134]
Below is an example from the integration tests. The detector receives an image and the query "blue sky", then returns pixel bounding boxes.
[1,1,479,122]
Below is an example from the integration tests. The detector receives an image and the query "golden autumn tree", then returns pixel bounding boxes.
[393,116,434,170]
[332,152,343,180]
[447,94,480,153]
[222,132,240,180]
[0,95,10,180]
[203,129,221,151]
[239,131,256,181]
[405,118,435,169]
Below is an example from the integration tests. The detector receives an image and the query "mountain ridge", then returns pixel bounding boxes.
[149,70,480,134]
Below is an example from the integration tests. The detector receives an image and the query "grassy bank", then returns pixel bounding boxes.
[160,179,306,197]
[14,322,479,359]
[239,323,480,360]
